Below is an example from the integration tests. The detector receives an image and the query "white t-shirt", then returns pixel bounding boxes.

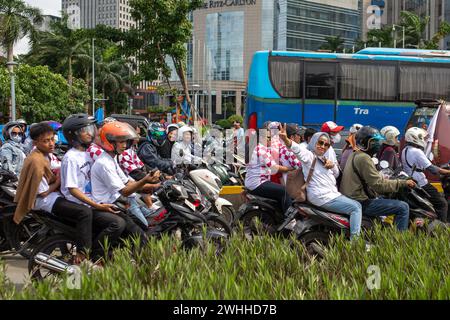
[324,145,338,164]
[401,146,432,187]
[290,141,341,207]
[60,148,94,205]
[91,152,133,204]
[34,177,61,213]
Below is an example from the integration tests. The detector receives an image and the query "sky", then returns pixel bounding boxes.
[14,0,62,55]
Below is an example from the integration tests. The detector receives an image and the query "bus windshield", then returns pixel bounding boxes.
[406,107,439,130]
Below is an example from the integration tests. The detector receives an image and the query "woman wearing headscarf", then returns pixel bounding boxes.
[0,121,27,177]
[280,127,362,240]
[157,124,178,159]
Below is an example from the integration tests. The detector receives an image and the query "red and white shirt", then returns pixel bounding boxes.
[86,143,104,162]
[118,147,144,175]
[244,142,301,191]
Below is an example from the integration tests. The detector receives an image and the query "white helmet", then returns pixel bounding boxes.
[349,123,363,134]
[405,127,428,149]
[380,126,400,146]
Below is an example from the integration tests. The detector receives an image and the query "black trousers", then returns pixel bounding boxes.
[423,184,448,222]
[91,210,127,259]
[250,181,292,214]
[52,198,93,254]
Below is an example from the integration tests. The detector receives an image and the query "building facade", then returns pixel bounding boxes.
[162,0,274,122]
[382,0,450,49]
[274,0,362,51]
[62,0,136,31]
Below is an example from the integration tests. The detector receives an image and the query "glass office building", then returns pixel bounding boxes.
[164,0,274,121]
[274,0,362,51]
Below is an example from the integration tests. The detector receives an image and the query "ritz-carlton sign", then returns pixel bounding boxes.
[202,0,257,9]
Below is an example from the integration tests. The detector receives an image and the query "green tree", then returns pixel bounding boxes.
[0,0,42,69]
[25,14,88,86]
[125,0,203,123]
[320,35,344,52]
[365,27,394,47]
[0,64,89,122]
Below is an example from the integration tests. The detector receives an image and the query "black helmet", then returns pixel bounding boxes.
[355,126,385,155]
[62,113,97,147]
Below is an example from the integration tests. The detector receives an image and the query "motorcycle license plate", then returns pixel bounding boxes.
[185,199,196,211]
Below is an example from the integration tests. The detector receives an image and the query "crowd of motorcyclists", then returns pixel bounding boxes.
[245,120,450,241]
[0,114,449,267]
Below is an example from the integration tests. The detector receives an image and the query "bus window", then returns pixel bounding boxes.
[269,57,303,98]
[399,64,450,101]
[305,62,336,99]
[338,62,396,101]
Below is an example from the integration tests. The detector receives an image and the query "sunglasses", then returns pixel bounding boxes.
[317,140,331,148]
[11,132,23,137]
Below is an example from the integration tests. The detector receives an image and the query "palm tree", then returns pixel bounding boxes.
[399,11,429,48]
[0,0,42,71]
[25,14,87,86]
[365,27,394,47]
[95,47,134,114]
[320,35,344,52]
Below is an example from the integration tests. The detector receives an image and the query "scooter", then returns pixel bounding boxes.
[176,163,236,225]
[378,160,439,229]
[237,189,372,257]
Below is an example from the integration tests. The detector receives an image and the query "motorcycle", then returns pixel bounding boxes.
[28,180,231,280]
[175,163,236,225]
[0,169,41,258]
[378,160,440,230]
[237,188,373,257]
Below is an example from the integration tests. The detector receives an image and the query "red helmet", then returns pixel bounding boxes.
[99,121,139,152]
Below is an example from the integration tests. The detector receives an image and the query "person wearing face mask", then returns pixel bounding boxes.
[280,127,362,240]
[171,126,202,165]
[340,123,363,171]
[0,121,27,176]
[320,121,344,165]
[157,124,178,159]
[377,126,401,171]
[138,122,176,175]
[340,126,415,231]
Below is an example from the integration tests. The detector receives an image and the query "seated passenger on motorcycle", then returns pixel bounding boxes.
[321,121,344,165]
[340,126,415,231]
[157,124,178,159]
[0,121,27,177]
[138,122,176,175]
[340,123,362,171]
[244,124,296,215]
[118,122,161,200]
[377,126,402,172]
[280,126,362,240]
[91,121,160,231]
[401,127,450,222]
[86,117,118,162]
[61,114,127,260]
[14,122,94,263]
[266,122,301,185]
[171,126,203,166]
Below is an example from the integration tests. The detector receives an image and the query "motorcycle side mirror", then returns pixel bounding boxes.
[372,157,379,166]
[380,160,389,169]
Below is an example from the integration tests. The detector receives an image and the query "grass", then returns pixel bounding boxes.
[1,225,449,300]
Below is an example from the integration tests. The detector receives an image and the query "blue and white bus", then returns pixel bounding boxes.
[245,48,450,133]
